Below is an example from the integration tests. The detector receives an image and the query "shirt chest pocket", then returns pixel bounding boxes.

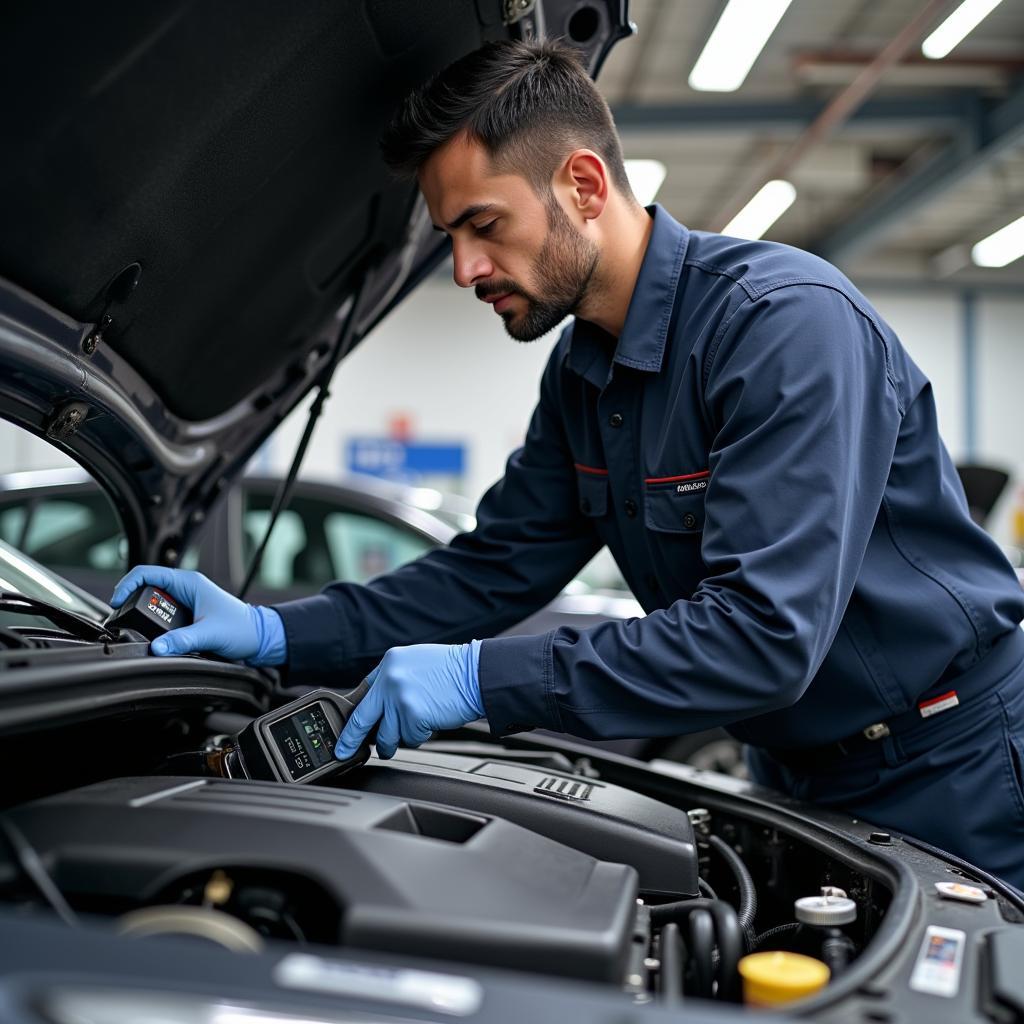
[576,470,609,517]
[644,482,707,534]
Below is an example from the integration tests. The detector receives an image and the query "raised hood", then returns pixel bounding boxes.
[0,1,631,565]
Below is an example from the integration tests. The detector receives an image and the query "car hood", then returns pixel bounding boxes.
[0,1,631,565]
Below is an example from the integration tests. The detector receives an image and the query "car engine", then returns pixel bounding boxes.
[1,715,891,1007]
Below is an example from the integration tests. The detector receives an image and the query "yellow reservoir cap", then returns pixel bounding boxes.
[738,951,830,1007]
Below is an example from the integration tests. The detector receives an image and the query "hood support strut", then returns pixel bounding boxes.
[238,276,369,600]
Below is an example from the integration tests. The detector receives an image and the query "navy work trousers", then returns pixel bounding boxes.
[748,628,1024,890]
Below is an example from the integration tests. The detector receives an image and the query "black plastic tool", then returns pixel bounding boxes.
[103,585,193,641]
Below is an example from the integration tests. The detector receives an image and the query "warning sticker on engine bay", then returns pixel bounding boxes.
[909,925,966,998]
[275,953,483,1016]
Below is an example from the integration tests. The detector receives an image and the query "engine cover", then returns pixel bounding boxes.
[8,777,639,982]
[342,747,699,897]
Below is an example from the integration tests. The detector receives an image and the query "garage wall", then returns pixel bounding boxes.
[864,290,1024,548]
[264,271,557,499]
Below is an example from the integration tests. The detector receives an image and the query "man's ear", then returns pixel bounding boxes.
[559,149,608,221]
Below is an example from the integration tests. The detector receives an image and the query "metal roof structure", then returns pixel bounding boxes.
[597,0,1024,287]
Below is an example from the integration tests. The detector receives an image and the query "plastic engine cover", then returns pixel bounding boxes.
[7,777,639,982]
[342,748,699,897]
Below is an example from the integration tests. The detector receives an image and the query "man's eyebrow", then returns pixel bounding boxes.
[431,203,497,232]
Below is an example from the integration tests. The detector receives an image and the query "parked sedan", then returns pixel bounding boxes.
[0,465,642,625]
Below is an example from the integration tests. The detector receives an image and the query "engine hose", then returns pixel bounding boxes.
[688,909,715,999]
[698,877,718,900]
[708,834,757,950]
[821,931,856,978]
[650,898,743,1003]
[752,921,802,951]
[658,922,683,1004]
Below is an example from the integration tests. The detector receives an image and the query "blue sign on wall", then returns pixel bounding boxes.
[347,438,465,482]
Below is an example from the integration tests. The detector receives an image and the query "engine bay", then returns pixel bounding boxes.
[5,663,1024,1021]
[0,689,899,1009]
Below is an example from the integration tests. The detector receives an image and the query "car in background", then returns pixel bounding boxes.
[0,465,642,623]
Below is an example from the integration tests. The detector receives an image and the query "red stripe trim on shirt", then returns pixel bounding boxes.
[574,463,609,476]
[644,470,710,484]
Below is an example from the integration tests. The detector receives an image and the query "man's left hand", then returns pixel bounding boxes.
[335,641,484,760]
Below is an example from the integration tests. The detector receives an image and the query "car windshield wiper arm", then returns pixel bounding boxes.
[0,591,115,643]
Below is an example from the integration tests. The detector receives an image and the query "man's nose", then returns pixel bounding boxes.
[451,240,493,289]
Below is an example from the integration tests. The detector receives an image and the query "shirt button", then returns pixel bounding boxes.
[608,412,624,428]
[624,498,638,518]
[683,513,698,529]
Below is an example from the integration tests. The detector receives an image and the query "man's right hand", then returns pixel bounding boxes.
[110,567,286,665]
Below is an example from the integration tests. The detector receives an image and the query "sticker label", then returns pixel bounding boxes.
[919,690,959,718]
[147,589,178,625]
[909,925,966,998]
[935,881,987,904]
[274,953,483,1016]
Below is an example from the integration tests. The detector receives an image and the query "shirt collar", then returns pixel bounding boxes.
[566,204,690,389]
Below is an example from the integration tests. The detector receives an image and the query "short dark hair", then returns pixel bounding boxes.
[379,39,635,201]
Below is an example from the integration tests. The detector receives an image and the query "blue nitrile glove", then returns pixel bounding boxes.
[335,640,483,760]
[110,566,287,665]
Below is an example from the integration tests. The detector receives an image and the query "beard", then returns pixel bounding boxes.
[476,195,600,342]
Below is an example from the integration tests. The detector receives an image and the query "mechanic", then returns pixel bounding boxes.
[113,40,1024,887]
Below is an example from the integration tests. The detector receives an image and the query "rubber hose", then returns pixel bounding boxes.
[688,909,715,999]
[659,922,683,1004]
[709,834,757,949]
[752,921,802,951]
[821,931,856,978]
[698,877,718,900]
[649,898,743,1003]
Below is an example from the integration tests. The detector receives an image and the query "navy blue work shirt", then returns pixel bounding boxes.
[275,205,1024,750]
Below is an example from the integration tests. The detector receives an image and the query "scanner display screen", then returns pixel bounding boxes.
[268,702,338,781]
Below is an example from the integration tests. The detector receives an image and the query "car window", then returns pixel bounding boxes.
[0,538,107,622]
[0,506,27,549]
[242,490,435,592]
[243,509,307,589]
[0,495,124,574]
[323,511,432,584]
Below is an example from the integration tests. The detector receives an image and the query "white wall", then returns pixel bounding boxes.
[861,291,964,450]
[975,297,1024,546]
[863,290,1024,547]
[264,270,559,500]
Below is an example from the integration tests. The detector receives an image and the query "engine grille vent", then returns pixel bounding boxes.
[534,776,594,803]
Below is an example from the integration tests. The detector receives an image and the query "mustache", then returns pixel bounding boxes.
[475,280,522,301]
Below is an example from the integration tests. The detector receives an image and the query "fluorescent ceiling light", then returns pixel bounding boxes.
[624,159,667,206]
[722,179,797,240]
[689,0,793,92]
[922,0,1005,59]
[971,213,1024,267]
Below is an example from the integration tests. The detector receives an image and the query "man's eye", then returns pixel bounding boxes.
[475,221,497,236]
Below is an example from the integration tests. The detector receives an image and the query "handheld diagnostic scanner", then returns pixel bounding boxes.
[230,682,372,784]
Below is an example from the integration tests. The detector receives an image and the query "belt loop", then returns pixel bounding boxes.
[882,732,905,768]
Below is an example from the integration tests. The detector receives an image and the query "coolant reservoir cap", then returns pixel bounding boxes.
[795,887,857,926]
[739,951,830,1006]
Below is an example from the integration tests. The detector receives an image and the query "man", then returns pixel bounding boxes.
[114,40,1024,886]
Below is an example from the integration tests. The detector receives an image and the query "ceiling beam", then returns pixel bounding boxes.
[612,92,978,135]
[813,80,1024,266]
